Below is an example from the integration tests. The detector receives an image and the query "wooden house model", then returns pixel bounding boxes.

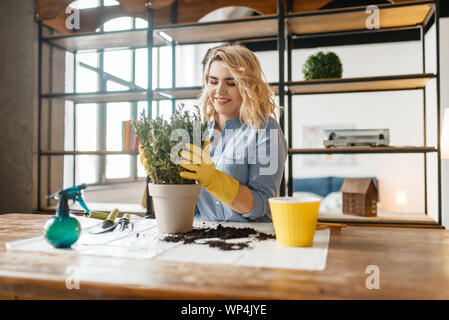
[341,178,378,217]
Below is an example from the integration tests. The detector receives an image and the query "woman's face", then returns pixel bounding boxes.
[206,61,243,120]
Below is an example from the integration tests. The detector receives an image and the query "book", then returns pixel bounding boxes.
[122,120,139,151]
[124,120,130,151]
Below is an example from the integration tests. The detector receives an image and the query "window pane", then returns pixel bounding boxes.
[159,46,172,88]
[103,17,133,32]
[106,102,131,151]
[76,51,98,93]
[64,155,75,188]
[76,103,98,151]
[137,101,158,119]
[159,100,173,121]
[106,155,131,179]
[152,101,158,119]
[78,50,98,67]
[135,48,148,89]
[176,44,216,87]
[104,49,132,83]
[65,101,74,150]
[135,48,158,89]
[75,155,98,185]
[106,80,128,91]
[65,52,75,93]
[136,102,147,178]
[137,101,148,119]
[137,157,146,177]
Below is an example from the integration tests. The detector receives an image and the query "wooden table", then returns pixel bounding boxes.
[0,213,448,300]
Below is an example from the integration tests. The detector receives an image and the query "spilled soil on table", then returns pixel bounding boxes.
[162,224,275,251]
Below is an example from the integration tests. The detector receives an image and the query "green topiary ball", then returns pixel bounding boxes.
[302,51,343,80]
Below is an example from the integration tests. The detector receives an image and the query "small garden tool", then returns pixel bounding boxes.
[117,214,133,232]
[88,208,120,234]
[71,210,110,220]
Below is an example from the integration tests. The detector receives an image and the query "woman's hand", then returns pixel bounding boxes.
[179,140,239,205]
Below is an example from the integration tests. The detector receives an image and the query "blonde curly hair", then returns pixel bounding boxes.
[198,44,279,130]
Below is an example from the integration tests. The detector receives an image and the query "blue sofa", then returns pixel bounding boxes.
[293,177,378,198]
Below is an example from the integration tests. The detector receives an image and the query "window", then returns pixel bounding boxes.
[41,4,257,212]
[63,16,179,188]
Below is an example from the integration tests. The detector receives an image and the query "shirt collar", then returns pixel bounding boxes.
[208,116,242,131]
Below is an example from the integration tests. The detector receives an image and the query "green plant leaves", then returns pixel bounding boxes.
[302,51,343,80]
[132,104,209,185]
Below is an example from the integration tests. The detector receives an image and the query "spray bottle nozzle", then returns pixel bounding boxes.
[47,184,90,215]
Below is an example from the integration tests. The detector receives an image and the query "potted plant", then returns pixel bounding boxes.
[302,51,343,80]
[132,105,209,234]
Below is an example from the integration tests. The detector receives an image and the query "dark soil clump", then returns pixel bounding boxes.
[162,224,275,251]
[204,240,249,251]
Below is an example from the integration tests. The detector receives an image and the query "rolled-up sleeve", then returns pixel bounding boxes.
[243,119,288,220]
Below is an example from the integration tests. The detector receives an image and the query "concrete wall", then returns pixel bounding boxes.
[0,0,38,213]
[439,18,449,228]
[40,38,66,209]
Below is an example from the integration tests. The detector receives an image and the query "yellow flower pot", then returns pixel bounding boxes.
[269,196,321,247]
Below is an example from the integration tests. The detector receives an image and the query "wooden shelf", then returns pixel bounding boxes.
[41,150,139,156]
[318,210,438,226]
[289,146,437,154]
[41,73,428,102]
[42,2,434,50]
[287,74,436,95]
[287,1,434,36]
[42,14,278,51]
[155,87,202,100]
[37,0,277,34]
[42,91,147,103]
[41,83,279,103]
[155,15,278,45]
[43,29,167,51]
[41,87,202,103]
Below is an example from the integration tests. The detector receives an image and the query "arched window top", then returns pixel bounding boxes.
[68,0,119,9]
[100,16,148,32]
[104,0,119,6]
[103,17,133,32]
[199,6,261,23]
[69,0,100,9]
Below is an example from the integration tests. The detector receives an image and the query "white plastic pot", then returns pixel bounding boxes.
[148,183,201,234]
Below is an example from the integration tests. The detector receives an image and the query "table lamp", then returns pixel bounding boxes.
[396,190,407,213]
[442,108,449,160]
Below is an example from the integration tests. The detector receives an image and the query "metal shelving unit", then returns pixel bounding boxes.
[37,2,283,216]
[37,0,442,225]
[283,0,442,226]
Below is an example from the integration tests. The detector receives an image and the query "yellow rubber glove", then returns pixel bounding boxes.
[139,145,150,209]
[139,145,151,176]
[179,140,240,205]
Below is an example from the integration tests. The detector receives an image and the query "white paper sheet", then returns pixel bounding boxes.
[6,215,330,271]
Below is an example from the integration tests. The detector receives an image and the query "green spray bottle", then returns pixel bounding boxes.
[44,185,85,248]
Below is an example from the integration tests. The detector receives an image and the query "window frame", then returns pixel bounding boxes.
[71,16,149,187]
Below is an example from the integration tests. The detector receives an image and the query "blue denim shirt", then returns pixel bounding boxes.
[194,116,288,222]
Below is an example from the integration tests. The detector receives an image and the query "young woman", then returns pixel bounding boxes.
[142,44,287,222]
